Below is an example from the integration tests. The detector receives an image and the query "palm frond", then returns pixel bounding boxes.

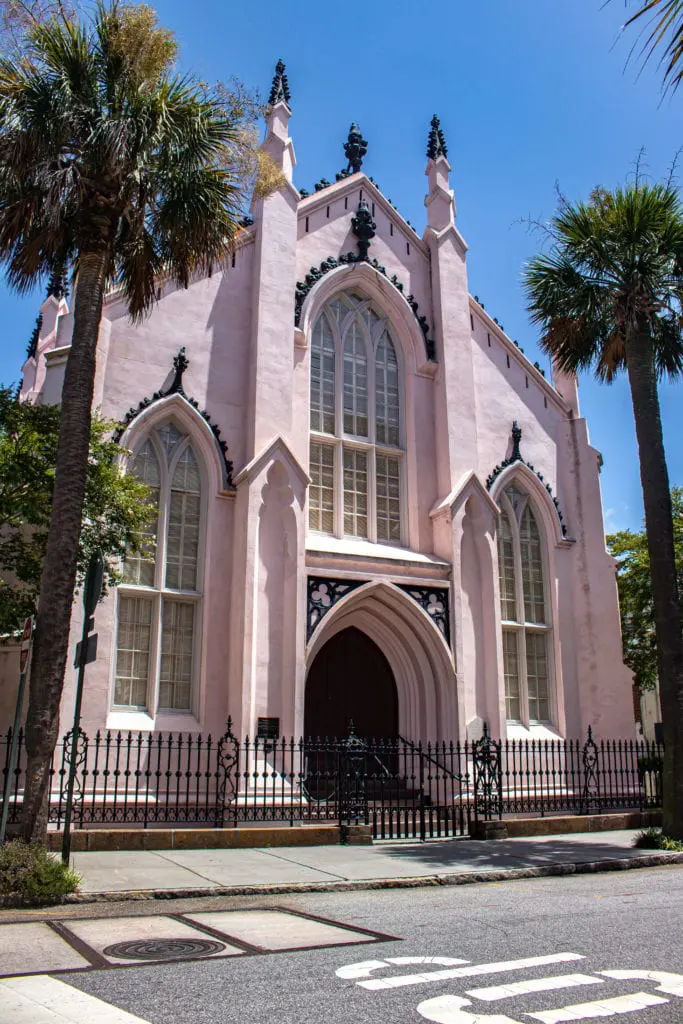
[624,0,683,93]
[0,2,249,319]
[524,182,683,382]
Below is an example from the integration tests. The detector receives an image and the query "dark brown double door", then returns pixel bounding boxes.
[304,626,398,741]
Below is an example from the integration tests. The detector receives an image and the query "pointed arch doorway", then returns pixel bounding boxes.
[304,626,399,740]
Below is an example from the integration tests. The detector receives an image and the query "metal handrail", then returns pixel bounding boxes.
[398,734,467,783]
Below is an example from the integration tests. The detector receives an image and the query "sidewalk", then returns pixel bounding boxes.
[62,829,683,900]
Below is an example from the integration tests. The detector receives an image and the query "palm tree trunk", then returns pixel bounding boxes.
[625,324,683,839]
[20,249,108,843]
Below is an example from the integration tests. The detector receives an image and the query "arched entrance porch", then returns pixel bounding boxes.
[304,581,459,742]
[304,626,399,740]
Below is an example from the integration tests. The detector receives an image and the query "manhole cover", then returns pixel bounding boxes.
[103,938,226,961]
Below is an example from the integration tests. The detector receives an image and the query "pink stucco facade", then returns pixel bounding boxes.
[9,93,634,745]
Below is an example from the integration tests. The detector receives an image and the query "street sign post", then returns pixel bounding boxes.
[61,550,105,864]
[0,615,34,845]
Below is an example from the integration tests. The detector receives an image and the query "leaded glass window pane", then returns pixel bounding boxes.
[159,600,194,710]
[309,441,335,533]
[123,441,160,586]
[521,506,545,623]
[308,292,404,545]
[498,511,516,621]
[343,319,368,437]
[375,331,400,446]
[503,630,521,722]
[114,596,152,707]
[165,445,201,591]
[310,313,335,434]
[343,447,368,537]
[376,454,401,542]
[526,632,550,722]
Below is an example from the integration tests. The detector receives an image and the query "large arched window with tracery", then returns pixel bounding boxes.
[114,421,203,714]
[309,292,403,543]
[497,484,552,725]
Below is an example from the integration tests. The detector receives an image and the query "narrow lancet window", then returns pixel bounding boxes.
[497,486,552,725]
[114,423,203,714]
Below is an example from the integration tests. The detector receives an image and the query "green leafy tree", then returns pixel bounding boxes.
[0,2,247,841]
[524,182,683,838]
[621,1,683,94]
[608,489,683,694]
[0,385,153,632]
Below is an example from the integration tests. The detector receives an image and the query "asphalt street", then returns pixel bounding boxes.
[5,864,683,1023]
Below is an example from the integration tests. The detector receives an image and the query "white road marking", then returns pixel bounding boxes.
[389,957,471,967]
[0,975,151,1023]
[358,953,585,991]
[526,991,668,1022]
[336,960,393,979]
[600,970,683,998]
[336,957,469,979]
[417,993,521,1023]
[467,975,605,1002]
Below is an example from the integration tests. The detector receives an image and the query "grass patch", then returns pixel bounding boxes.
[634,826,683,852]
[0,840,80,906]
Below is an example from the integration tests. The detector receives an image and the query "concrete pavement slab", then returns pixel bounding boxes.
[64,914,245,964]
[57,829,683,902]
[71,850,222,893]
[183,909,378,950]
[0,975,151,1023]
[157,847,342,886]
[255,832,656,880]
[0,923,89,978]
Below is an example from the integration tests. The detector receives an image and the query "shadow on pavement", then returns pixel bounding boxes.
[375,836,645,870]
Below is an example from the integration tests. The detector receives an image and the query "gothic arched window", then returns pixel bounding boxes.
[309,292,403,543]
[497,485,552,724]
[114,422,203,713]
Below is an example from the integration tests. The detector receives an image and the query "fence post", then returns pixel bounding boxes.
[215,717,239,828]
[470,723,506,839]
[418,741,426,843]
[339,721,368,842]
[59,727,88,855]
[580,726,600,815]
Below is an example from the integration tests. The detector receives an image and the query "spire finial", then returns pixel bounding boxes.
[511,421,522,462]
[427,114,448,160]
[268,58,291,106]
[351,198,376,260]
[344,123,367,174]
[167,347,189,396]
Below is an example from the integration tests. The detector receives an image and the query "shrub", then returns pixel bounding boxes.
[0,840,80,905]
[634,826,683,852]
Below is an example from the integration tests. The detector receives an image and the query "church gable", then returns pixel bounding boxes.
[297,173,427,268]
[293,155,435,364]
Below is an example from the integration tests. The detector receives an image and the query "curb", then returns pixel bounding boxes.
[58,851,683,905]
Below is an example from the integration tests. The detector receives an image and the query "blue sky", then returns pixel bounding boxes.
[1,0,680,532]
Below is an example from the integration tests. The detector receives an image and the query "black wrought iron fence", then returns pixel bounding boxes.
[0,721,663,840]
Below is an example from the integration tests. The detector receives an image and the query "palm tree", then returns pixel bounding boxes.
[524,183,683,839]
[622,0,683,93]
[0,2,244,841]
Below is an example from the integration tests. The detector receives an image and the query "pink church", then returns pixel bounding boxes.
[11,61,634,746]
